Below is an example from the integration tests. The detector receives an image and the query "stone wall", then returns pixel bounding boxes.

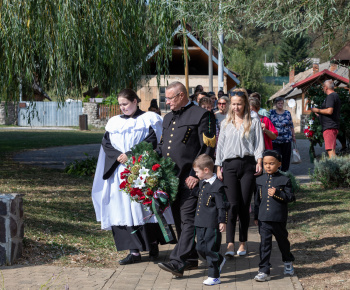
[0,194,24,265]
[0,102,17,125]
[82,103,107,128]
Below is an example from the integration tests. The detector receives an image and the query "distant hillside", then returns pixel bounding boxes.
[225,24,350,68]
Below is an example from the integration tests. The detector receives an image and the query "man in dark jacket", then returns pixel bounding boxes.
[157,81,216,277]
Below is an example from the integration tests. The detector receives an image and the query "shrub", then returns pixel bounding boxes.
[279,170,300,194]
[65,153,97,177]
[102,93,119,106]
[312,155,350,188]
[83,95,91,103]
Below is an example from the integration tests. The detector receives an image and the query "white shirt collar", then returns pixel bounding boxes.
[204,173,217,185]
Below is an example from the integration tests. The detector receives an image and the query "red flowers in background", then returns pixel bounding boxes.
[304,126,314,139]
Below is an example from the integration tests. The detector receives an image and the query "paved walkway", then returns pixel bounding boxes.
[3,138,341,289]
[0,228,302,290]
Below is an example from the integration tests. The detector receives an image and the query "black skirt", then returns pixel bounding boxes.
[111,223,177,252]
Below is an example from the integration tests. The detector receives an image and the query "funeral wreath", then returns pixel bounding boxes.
[119,141,179,242]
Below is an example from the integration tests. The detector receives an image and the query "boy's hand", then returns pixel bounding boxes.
[268,187,276,196]
[254,219,258,226]
[219,223,226,232]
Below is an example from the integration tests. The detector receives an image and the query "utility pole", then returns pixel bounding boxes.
[183,20,189,95]
[218,1,224,91]
[208,32,213,92]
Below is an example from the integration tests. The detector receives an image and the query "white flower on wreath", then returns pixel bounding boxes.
[139,167,150,179]
[133,177,145,189]
[309,120,314,125]
[305,125,309,129]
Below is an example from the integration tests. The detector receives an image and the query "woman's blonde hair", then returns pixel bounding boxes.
[225,88,252,138]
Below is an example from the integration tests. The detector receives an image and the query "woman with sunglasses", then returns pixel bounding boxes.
[215,95,230,129]
[215,88,264,257]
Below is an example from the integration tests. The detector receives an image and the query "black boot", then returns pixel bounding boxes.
[149,243,159,260]
[119,253,141,265]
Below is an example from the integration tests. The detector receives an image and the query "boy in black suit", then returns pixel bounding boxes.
[254,150,295,282]
[192,154,227,286]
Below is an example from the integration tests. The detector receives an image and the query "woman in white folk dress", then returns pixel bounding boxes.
[92,89,174,265]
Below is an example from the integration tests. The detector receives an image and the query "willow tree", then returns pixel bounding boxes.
[0,0,174,102]
[163,0,350,59]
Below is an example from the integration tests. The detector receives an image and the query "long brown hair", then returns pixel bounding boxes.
[225,88,252,138]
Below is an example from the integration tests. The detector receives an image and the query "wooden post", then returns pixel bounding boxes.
[301,92,305,114]
[183,20,189,95]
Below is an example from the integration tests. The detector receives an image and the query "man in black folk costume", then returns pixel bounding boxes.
[157,82,216,277]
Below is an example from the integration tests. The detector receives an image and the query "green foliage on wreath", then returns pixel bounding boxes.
[65,153,97,176]
[306,85,350,147]
[129,141,179,203]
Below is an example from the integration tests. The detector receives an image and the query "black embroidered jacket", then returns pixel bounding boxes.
[192,179,228,228]
[157,103,216,184]
[254,172,295,222]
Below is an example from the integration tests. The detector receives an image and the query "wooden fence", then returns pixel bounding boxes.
[99,104,120,120]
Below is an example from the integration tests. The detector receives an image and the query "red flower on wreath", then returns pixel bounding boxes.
[119,180,127,189]
[152,164,161,171]
[138,155,142,162]
[303,128,314,138]
[146,188,154,196]
[132,156,136,164]
[120,168,131,179]
[138,195,146,201]
[142,200,152,206]
[130,188,142,197]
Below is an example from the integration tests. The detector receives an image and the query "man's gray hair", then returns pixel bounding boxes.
[166,81,187,95]
[218,95,230,103]
[324,79,334,90]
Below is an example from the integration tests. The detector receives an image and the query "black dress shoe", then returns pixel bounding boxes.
[119,254,141,265]
[183,261,198,271]
[158,262,184,277]
[149,243,159,260]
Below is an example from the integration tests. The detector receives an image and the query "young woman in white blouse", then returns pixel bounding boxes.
[215,88,264,257]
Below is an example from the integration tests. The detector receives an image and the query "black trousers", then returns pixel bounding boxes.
[273,142,292,172]
[223,156,256,244]
[196,227,223,278]
[169,186,198,269]
[196,227,224,278]
[258,220,295,274]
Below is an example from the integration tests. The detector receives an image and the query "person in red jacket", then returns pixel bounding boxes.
[249,97,278,150]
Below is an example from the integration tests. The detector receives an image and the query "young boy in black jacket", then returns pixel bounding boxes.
[192,154,228,286]
[254,150,295,282]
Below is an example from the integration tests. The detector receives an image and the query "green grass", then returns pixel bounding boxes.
[0,129,125,267]
[0,129,104,154]
[288,185,350,289]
